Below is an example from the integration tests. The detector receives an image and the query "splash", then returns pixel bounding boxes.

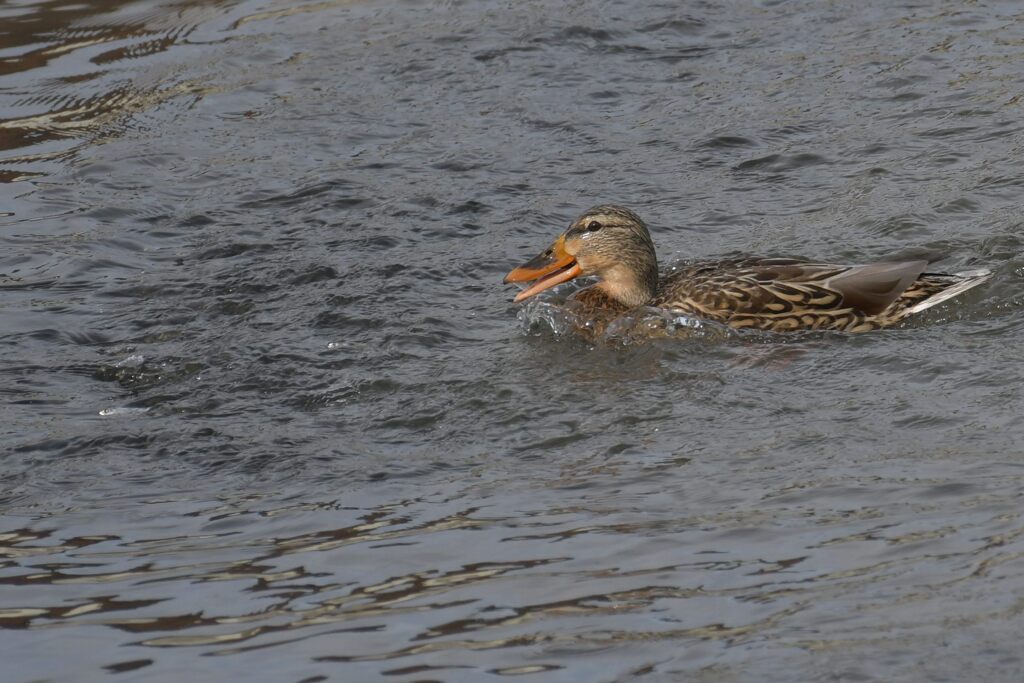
[517,296,742,345]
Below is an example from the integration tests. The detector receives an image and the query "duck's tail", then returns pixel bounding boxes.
[902,268,992,316]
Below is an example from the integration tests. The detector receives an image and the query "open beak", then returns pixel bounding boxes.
[503,235,582,303]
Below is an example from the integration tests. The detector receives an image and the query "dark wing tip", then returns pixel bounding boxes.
[826,260,929,315]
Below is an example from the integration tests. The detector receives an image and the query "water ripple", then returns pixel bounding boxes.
[4,0,1024,680]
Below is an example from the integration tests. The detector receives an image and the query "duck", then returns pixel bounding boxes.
[504,205,990,333]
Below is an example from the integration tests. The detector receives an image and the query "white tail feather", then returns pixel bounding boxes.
[904,268,992,315]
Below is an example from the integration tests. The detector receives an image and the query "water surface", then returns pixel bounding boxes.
[3,0,1024,680]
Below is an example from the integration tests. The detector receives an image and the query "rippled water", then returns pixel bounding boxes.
[3,0,1024,680]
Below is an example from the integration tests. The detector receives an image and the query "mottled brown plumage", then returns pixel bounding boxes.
[504,205,990,333]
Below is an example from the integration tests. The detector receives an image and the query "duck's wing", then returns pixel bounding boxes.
[816,260,929,315]
[662,258,929,318]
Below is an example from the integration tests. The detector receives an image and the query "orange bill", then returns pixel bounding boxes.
[504,235,582,302]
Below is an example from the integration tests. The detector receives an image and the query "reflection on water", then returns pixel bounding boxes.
[6,466,1024,680]
[0,0,235,179]
[3,0,1024,680]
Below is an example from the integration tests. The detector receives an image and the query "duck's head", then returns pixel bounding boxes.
[504,205,659,308]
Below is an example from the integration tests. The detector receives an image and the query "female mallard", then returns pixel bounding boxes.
[504,205,990,332]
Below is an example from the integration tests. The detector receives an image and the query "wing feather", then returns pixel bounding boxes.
[822,260,928,315]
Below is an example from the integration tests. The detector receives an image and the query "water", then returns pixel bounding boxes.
[2,0,1024,680]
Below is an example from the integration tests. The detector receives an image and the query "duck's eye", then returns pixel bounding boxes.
[586,220,602,232]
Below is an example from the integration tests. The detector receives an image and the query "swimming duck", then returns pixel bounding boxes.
[504,205,990,332]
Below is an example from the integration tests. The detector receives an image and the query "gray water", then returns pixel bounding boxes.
[3,0,1024,680]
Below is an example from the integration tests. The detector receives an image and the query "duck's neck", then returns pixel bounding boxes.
[597,258,659,308]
